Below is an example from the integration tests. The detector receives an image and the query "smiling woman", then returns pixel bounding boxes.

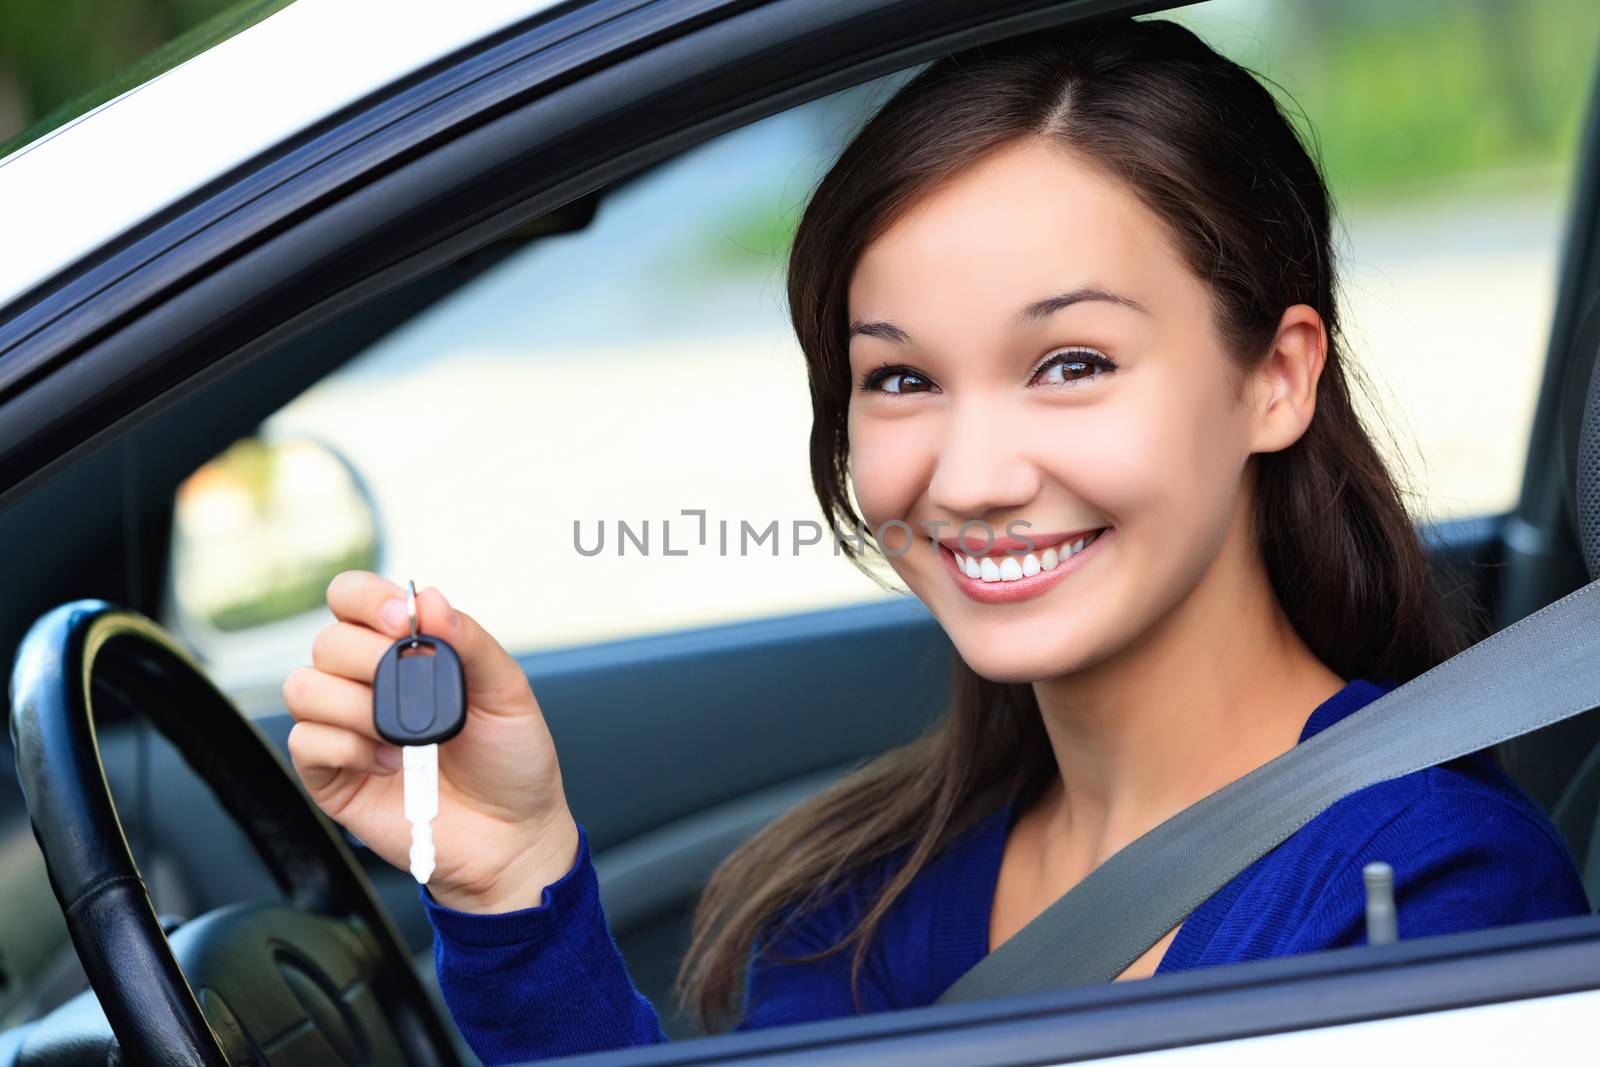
[273,13,1592,1066]
[680,10,1591,1028]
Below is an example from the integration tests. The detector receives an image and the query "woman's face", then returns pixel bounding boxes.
[846,137,1292,684]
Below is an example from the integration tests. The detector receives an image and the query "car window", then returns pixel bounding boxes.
[1167,0,1599,521]
[162,72,920,702]
[164,0,1600,701]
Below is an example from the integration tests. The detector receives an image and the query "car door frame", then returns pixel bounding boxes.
[4,0,1600,1063]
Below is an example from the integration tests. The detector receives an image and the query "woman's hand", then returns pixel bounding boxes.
[282,570,579,914]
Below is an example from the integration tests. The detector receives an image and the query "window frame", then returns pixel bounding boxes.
[596,913,1600,1065]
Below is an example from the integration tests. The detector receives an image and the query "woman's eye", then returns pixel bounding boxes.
[1030,348,1118,387]
[860,364,936,394]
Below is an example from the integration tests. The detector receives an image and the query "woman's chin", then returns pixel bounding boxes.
[953,637,1087,685]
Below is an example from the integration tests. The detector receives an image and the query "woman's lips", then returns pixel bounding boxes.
[940,527,1109,604]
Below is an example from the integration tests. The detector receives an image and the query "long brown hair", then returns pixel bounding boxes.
[677,14,1478,1031]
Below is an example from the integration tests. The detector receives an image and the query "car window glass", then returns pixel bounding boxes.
[164,73,918,704]
[1168,0,1600,521]
[165,0,1600,702]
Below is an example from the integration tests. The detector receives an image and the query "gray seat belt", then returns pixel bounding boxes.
[936,573,1600,1005]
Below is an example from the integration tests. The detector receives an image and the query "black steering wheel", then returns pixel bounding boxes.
[7,600,465,1067]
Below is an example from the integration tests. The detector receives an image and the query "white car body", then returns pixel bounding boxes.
[0,0,558,308]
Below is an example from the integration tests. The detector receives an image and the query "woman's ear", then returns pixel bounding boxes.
[1248,304,1327,455]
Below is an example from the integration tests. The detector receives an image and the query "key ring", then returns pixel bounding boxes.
[406,579,419,648]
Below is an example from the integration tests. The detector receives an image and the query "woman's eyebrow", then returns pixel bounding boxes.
[1017,286,1151,325]
[848,286,1150,344]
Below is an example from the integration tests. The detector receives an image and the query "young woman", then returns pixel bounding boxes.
[281,16,1590,1065]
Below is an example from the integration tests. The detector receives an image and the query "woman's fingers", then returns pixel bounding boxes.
[286,720,398,794]
[326,570,407,634]
[283,665,386,742]
[411,585,535,715]
[311,620,392,683]
[325,571,535,718]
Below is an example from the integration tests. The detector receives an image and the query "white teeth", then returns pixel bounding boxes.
[956,532,1102,584]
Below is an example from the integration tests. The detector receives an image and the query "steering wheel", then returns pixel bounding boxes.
[7,600,465,1067]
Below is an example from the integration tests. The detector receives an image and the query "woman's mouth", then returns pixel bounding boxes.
[939,528,1109,604]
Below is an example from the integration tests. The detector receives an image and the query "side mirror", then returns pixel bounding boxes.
[169,435,382,636]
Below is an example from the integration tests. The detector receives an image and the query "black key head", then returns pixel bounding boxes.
[372,635,468,746]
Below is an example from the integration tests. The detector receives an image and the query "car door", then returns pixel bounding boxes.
[3,0,1600,1064]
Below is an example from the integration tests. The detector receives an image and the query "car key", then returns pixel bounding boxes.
[372,580,467,884]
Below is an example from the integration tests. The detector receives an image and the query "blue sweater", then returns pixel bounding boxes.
[421,679,1592,1064]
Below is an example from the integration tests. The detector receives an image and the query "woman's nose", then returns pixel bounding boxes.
[925,400,1041,519]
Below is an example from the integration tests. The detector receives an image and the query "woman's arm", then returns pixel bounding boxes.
[424,823,897,1063]
[422,821,667,1065]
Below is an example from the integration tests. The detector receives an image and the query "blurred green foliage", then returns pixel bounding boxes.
[701,0,1600,273]
[1251,0,1600,200]
[0,0,291,158]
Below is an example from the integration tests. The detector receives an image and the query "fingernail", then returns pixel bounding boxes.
[376,744,402,771]
[381,598,405,632]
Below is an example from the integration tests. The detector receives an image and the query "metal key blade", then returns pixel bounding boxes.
[403,742,439,884]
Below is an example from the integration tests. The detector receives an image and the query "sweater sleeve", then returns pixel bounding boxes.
[423,823,894,1062]
[420,821,667,1065]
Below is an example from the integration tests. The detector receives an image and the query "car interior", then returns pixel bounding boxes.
[2,0,1600,1063]
[0,170,968,1054]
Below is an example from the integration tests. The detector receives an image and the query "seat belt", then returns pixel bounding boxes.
[935,573,1600,1006]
